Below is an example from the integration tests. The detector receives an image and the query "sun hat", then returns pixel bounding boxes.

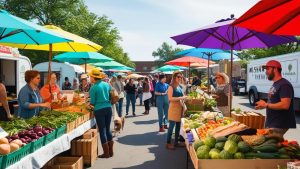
[81,74,88,79]
[262,60,282,69]
[88,68,106,79]
[216,72,229,84]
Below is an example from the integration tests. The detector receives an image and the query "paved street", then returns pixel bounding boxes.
[89,103,193,169]
[89,95,300,169]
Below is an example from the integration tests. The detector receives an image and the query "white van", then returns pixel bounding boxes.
[0,45,32,96]
[247,52,300,111]
[33,62,84,88]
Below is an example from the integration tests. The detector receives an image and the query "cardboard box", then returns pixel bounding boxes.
[189,144,290,169]
[43,156,83,169]
[71,130,98,166]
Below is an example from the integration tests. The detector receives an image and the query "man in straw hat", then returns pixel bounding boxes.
[88,68,114,158]
[255,60,296,134]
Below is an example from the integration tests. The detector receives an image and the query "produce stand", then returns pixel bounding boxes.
[6,118,96,169]
[181,89,299,169]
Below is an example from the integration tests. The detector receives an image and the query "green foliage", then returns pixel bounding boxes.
[2,0,134,67]
[238,40,300,68]
[152,42,183,67]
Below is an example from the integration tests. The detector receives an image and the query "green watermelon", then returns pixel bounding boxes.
[193,140,204,151]
[209,148,221,159]
[215,142,225,150]
[204,136,216,148]
[234,152,245,159]
[228,134,242,143]
[219,150,233,159]
[224,140,238,154]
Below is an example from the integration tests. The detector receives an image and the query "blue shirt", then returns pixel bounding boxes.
[266,78,296,128]
[155,82,169,93]
[89,80,112,111]
[172,86,183,97]
[18,84,43,119]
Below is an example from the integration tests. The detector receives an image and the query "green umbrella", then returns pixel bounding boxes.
[92,60,127,70]
[0,10,70,45]
[156,65,186,72]
[53,52,113,73]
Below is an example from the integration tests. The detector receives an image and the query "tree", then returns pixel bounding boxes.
[238,41,300,68]
[1,0,134,67]
[152,42,183,67]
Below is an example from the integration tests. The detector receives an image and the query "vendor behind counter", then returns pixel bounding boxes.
[18,70,51,119]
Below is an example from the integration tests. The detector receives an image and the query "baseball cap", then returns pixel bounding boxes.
[262,60,282,69]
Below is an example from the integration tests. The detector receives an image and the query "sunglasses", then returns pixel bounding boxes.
[176,76,182,79]
[215,76,222,79]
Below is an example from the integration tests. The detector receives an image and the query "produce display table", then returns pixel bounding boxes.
[6,118,96,169]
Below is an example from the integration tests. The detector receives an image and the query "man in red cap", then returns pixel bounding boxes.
[255,60,296,134]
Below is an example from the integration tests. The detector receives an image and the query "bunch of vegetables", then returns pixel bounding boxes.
[0,118,30,136]
[204,98,217,110]
[193,134,300,159]
[196,118,233,140]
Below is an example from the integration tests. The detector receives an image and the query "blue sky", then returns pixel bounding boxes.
[85,0,258,61]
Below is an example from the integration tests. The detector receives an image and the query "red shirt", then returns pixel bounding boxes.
[40,84,61,103]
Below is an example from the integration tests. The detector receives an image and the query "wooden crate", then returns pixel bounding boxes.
[43,156,83,169]
[71,131,98,166]
[189,144,290,169]
[83,129,98,139]
[231,112,265,129]
[66,120,76,133]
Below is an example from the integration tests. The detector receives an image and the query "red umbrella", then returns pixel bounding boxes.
[166,56,214,79]
[233,0,300,35]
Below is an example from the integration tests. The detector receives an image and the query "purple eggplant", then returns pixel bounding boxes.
[34,126,43,133]
[42,130,49,135]
[37,132,43,137]
[26,138,32,143]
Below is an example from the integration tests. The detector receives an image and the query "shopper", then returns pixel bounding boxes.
[0,78,13,121]
[40,73,63,103]
[18,70,51,119]
[152,75,158,107]
[142,77,151,115]
[166,71,187,150]
[137,79,143,106]
[256,60,296,134]
[212,72,231,117]
[62,77,72,90]
[113,75,125,117]
[88,68,113,158]
[72,78,79,90]
[124,78,137,116]
[155,74,169,132]
[149,75,155,106]
[79,74,92,93]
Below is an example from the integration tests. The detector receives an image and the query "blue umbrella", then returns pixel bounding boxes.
[53,52,113,73]
[0,10,70,45]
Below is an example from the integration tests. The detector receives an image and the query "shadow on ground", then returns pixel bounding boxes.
[113,144,192,169]
[133,120,158,125]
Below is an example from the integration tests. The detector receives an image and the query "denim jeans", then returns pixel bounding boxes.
[166,120,181,144]
[138,93,143,105]
[156,95,169,128]
[144,99,150,111]
[116,98,124,117]
[94,107,113,144]
[126,93,136,114]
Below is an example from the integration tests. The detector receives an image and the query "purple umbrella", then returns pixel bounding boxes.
[171,16,298,114]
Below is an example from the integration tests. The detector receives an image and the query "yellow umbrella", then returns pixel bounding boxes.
[3,25,102,51]
[3,25,102,81]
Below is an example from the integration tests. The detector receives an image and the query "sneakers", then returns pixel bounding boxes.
[159,127,165,132]
[165,144,175,150]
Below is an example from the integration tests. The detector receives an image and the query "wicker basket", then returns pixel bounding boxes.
[186,99,205,111]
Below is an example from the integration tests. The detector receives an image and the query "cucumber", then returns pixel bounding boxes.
[279,154,290,159]
[245,152,280,159]
[253,144,278,153]
[216,136,227,143]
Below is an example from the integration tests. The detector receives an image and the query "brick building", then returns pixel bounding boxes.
[133,61,157,75]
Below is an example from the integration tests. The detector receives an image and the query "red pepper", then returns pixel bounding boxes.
[289,140,299,146]
[281,140,289,147]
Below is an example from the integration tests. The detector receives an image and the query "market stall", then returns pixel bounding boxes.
[181,88,299,169]
[0,91,97,169]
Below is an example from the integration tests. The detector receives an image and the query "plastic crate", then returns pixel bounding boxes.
[0,156,3,169]
[44,130,57,145]
[2,142,32,168]
[55,125,66,138]
[30,136,45,153]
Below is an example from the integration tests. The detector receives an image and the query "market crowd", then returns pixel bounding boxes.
[0,59,296,157]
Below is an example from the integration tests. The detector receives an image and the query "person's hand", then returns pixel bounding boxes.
[255,100,267,110]
[42,102,51,109]
[181,96,188,101]
[211,94,219,99]
[7,114,13,120]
